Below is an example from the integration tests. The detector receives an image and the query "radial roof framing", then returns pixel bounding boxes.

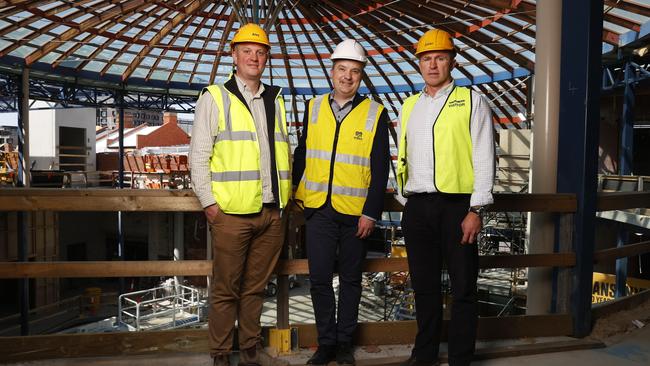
[0,0,649,128]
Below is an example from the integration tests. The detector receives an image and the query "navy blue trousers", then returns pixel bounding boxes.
[306,205,367,346]
[402,193,479,366]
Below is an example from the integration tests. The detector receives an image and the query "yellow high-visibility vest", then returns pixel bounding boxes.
[204,84,291,214]
[397,86,473,194]
[296,94,383,216]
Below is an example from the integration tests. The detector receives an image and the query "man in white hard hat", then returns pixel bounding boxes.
[293,39,390,366]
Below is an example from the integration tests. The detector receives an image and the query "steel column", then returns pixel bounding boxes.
[117,89,125,294]
[17,69,29,187]
[556,0,603,337]
[615,62,635,298]
[619,62,635,174]
[615,227,629,298]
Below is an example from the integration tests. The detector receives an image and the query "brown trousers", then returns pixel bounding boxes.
[208,206,284,357]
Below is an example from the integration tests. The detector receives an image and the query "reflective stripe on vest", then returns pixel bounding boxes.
[295,94,383,216]
[204,84,291,214]
[397,86,473,195]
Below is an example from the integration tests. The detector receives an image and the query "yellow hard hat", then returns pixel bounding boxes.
[415,29,455,56]
[231,23,270,48]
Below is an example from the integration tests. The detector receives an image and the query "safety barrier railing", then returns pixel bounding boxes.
[0,188,648,363]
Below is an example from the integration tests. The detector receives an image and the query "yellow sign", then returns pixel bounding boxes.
[592,272,650,303]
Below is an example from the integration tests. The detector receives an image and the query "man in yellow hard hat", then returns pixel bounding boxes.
[396,29,495,366]
[293,39,390,366]
[190,23,290,366]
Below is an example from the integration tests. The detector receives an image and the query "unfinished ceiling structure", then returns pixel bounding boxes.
[0,0,649,131]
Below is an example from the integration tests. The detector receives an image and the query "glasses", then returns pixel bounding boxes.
[240,48,268,58]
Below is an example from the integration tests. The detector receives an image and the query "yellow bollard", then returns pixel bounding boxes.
[269,328,291,354]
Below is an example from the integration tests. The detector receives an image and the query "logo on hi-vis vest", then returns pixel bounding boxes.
[354,131,363,140]
[448,99,466,108]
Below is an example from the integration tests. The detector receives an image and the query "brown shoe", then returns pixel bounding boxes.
[239,344,289,366]
[214,354,231,366]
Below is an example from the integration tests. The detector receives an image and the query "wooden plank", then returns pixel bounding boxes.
[471,339,604,362]
[0,253,576,279]
[597,192,650,211]
[593,241,650,263]
[386,193,577,213]
[479,253,575,268]
[0,315,573,362]
[556,213,574,314]
[592,289,650,320]
[0,189,203,212]
[278,254,575,275]
[0,328,209,363]
[0,260,213,278]
[0,189,577,213]
[298,339,604,365]
[276,275,290,329]
[295,314,573,346]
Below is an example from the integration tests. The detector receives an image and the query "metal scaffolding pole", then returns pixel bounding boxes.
[17,67,30,335]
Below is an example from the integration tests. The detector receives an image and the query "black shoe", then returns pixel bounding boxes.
[400,355,439,366]
[335,343,355,365]
[307,345,337,365]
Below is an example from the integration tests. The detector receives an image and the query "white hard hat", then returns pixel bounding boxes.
[331,39,367,64]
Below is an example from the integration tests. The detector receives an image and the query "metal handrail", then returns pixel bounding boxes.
[118,282,200,331]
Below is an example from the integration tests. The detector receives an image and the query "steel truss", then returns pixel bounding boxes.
[0,72,197,113]
[602,60,650,90]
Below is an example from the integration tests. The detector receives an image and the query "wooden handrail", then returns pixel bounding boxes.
[0,189,579,213]
[597,191,650,211]
[2,189,647,212]
[0,189,202,212]
[384,193,577,212]
[593,241,650,263]
[0,253,576,279]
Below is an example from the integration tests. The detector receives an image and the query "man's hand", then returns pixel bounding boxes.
[461,212,481,244]
[356,216,375,239]
[204,204,221,224]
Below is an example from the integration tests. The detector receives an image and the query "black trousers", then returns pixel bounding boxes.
[402,193,479,366]
[306,205,367,346]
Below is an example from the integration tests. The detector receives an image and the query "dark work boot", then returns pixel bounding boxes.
[399,355,440,366]
[335,343,355,366]
[307,345,337,365]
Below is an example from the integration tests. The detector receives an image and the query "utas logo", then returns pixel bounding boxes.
[354,131,363,140]
[448,99,466,108]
